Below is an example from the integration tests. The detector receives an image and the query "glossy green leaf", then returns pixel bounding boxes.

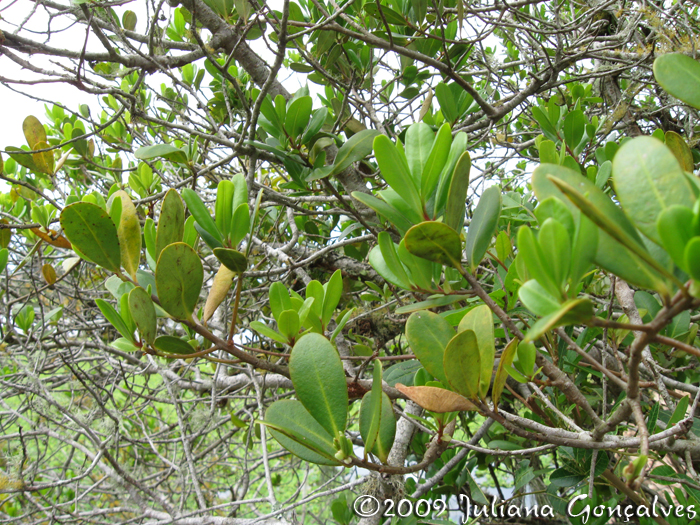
[285,96,312,138]
[665,131,694,172]
[301,107,328,145]
[213,247,247,273]
[153,335,196,355]
[435,132,468,216]
[351,192,414,234]
[524,298,594,342]
[362,392,395,463]
[215,180,235,238]
[181,188,223,246]
[421,123,452,199]
[231,203,250,246]
[377,232,411,289]
[156,189,185,260]
[112,191,141,280]
[517,226,561,300]
[435,82,459,122]
[269,281,292,322]
[264,400,340,465]
[570,214,598,286]
[96,299,134,343]
[404,221,462,268]
[330,129,381,177]
[516,342,536,378]
[667,395,690,428]
[457,305,494,399]
[322,269,343,326]
[360,361,383,457]
[465,185,501,271]
[492,338,518,409]
[538,140,558,164]
[444,152,471,231]
[373,134,422,214]
[0,248,8,273]
[535,197,575,240]
[657,205,695,272]
[278,309,300,342]
[531,106,559,143]
[405,311,454,385]
[155,242,203,320]
[538,218,570,292]
[405,122,434,188]
[654,53,700,110]
[563,109,585,150]
[613,136,694,244]
[518,280,560,317]
[289,333,348,437]
[443,329,481,400]
[250,321,288,345]
[128,287,157,345]
[135,144,188,164]
[60,202,121,272]
[368,246,411,290]
[398,239,435,290]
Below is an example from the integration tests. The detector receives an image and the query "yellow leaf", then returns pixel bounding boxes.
[395,384,477,413]
[113,190,141,279]
[203,265,235,324]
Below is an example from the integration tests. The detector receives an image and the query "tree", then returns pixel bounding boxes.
[2,0,700,523]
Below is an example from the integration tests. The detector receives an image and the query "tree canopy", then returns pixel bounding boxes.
[2,1,700,524]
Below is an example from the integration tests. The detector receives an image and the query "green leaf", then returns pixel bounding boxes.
[654,53,700,110]
[289,333,348,437]
[613,136,694,244]
[153,335,195,355]
[122,10,137,30]
[285,96,313,139]
[128,287,157,345]
[398,239,435,290]
[6,146,41,174]
[330,307,354,342]
[563,109,585,151]
[250,321,288,344]
[373,134,422,214]
[518,280,561,317]
[492,338,518,408]
[215,180,235,239]
[405,311,454,385]
[278,309,300,342]
[0,248,8,273]
[264,400,340,465]
[444,152,471,231]
[538,140,558,164]
[531,106,559,143]
[60,202,121,272]
[384,360,422,387]
[96,299,135,343]
[538,218,571,292]
[668,395,690,428]
[181,188,223,247]
[405,122,434,189]
[435,82,459,122]
[351,192,415,234]
[443,329,481,400]
[361,392,395,463]
[378,232,411,289]
[330,129,381,177]
[657,205,695,272]
[570,214,598,286]
[535,197,575,240]
[548,174,675,292]
[368,246,411,290]
[213,247,247,273]
[112,191,141,280]
[517,226,561,300]
[524,298,594,342]
[457,305,494,399]
[684,237,700,281]
[301,107,328,145]
[665,131,694,172]
[322,269,343,326]
[516,342,536,377]
[156,189,185,260]
[404,221,463,268]
[135,144,188,164]
[421,123,452,200]
[155,242,203,320]
[465,185,501,271]
[269,281,292,322]
[360,361,383,457]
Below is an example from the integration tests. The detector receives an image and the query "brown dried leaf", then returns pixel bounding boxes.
[395,383,477,413]
[30,228,72,249]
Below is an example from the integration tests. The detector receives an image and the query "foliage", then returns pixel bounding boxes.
[2,1,700,524]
